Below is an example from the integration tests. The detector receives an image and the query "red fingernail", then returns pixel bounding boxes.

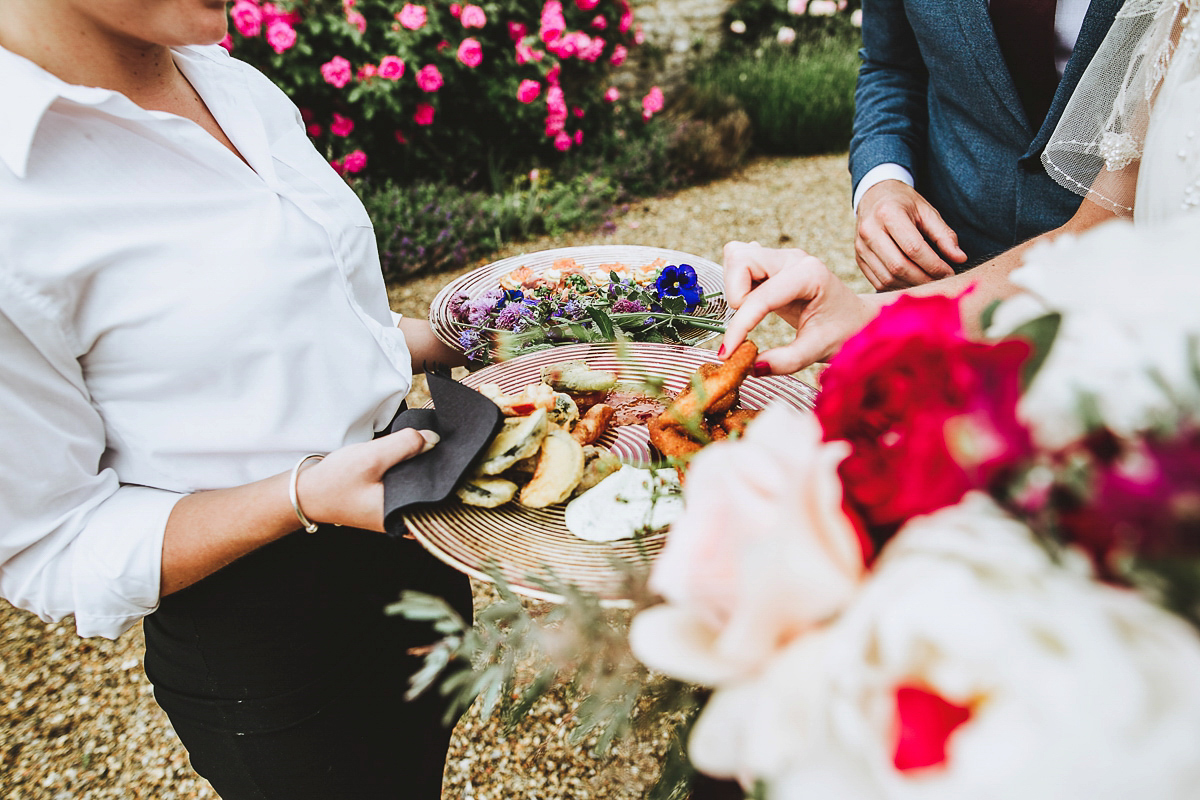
[752,361,771,377]
[717,344,726,358]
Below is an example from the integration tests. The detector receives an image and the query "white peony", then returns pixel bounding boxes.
[776,25,797,45]
[989,215,1200,449]
[629,405,865,686]
[687,494,1200,799]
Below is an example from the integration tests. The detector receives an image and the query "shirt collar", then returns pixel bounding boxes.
[0,44,239,180]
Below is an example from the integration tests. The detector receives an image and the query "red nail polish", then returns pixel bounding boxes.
[717,344,726,358]
[752,361,771,377]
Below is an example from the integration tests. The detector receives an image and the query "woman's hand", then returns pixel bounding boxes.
[720,241,880,374]
[295,429,439,532]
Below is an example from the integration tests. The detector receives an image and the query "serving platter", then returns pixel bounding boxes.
[401,342,818,605]
[428,245,732,361]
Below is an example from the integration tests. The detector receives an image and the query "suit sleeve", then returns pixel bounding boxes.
[0,301,183,640]
[849,0,931,198]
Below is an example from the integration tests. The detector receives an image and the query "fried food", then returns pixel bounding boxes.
[457,478,520,508]
[649,342,760,460]
[478,409,548,475]
[519,428,586,508]
[647,414,706,458]
[661,341,758,427]
[542,360,619,394]
[571,403,615,445]
[718,408,760,437]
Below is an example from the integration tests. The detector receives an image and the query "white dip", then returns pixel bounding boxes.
[564,465,683,542]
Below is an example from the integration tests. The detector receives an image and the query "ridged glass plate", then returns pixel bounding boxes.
[402,342,818,606]
[428,245,731,360]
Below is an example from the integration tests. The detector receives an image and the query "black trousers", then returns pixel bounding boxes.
[143,525,472,800]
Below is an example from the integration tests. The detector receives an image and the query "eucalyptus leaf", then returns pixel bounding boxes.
[1006,311,1062,391]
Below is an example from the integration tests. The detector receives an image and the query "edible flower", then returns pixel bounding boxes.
[655,264,703,311]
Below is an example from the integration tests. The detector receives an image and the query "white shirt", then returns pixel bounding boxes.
[0,44,413,638]
[854,0,1094,210]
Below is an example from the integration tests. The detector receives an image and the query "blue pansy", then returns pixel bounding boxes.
[655,264,703,312]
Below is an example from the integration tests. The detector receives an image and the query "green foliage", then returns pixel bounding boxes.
[692,36,860,155]
[228,0,646,184]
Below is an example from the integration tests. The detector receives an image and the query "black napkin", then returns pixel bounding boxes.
[383,370,503,537]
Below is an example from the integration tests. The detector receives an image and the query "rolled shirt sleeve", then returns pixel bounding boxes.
[0,304,183,639]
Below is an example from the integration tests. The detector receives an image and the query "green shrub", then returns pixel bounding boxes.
[691,36,859,155]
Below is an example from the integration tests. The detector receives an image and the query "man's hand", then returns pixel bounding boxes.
[855,180,967,289]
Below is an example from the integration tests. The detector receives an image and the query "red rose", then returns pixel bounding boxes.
[815,294,1031,532]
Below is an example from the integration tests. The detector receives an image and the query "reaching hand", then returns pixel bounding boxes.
[720,241,878,374]
[855,180,967,289]
[295,428,438,532]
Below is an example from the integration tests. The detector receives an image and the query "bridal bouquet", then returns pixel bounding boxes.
[630,217,1200,798]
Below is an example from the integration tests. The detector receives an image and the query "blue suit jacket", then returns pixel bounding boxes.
[849,0,1123,266]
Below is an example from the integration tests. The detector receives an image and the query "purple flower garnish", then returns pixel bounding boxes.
[447,291,471,322]
[655,264,703,311]
[495,303,532,331]
[611,298,647,314]
[459,329,485,360]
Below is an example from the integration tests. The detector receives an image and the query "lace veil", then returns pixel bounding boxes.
[1042,0,1199,214]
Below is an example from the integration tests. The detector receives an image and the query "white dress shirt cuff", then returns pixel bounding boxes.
[70,485,182,639]
[853,164,916,213]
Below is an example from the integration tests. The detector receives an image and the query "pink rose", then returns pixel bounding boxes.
[507,21,528,42]
[378,55,405,80]
[573,129,583,146]
[641,85,664,120]
[539,0,566,43]
[515,40,542,64]
[415,64,444,92]
[516,79,542,104]
[231,0,263,37]
[629,407,867,685]
[342,149,367,175]
[261,3,300,25]
[460,4,487,28]
[545,84,567,114]
[634,25,644,44]
[576,0,600,9]
[265,19,296,52]
[590,14,607,29]
[457,38,483,68]
[553,131,572,151]
[394,129,408,145]
[546,64,561,85]
[603,86,619,103]
[450,3,461,16]
[357,63,378,80]
[579,35,606,62]
[320,56,353,88]
[306,123,322,138]
[345,10,366,34]
[609,44,627,66]
[396,4,427,30]
[330,113,355,137]
[330,158,345,176]
[219,33,234,52]
[414,102,435,126]
[618,1,634,33]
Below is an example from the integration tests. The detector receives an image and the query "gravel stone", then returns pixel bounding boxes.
[1,154,860,798]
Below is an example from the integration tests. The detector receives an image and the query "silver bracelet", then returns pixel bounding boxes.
[289,453,326,533]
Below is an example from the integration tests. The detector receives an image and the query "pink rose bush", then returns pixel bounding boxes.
[224,0,645,180]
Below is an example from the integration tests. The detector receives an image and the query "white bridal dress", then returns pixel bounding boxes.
[1042,0,1200,225]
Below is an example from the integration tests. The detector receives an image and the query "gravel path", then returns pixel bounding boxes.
[0,154,866,799]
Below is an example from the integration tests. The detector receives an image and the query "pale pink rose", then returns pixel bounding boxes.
[808,0,838,15]
[838,0,848,9]
[460,4,487,28]
[357,63,378,80]
[633,25,644,44]
[516,79,542,104]
[591,14,608,30]
[629,407,866,685]
[266,19,297,52]
[330,113,354,137]
[508,21,528,42]
[415,64,444,92]
[579,35,606,62]
[603,86,620,103]
[776,25,796,45]
[576,0,600,9]
[219,33,234,52]
[457,37,483,68]
[573,129,583,146]
[786,0,808,13]
[342,149,367,174]
[515,40,543,64]
[414,102,435,126]
[306,123,322,138]
[545,84,567,115]
[396,4,427,30]
[641,85,664,120]
[851,8,863,26]
[345,9,366,34]
[553,130,572,151]
[539,0,566,43]
[231,0,263,37]
[609,44,627,66]
[320,56,353,88]
[378,55,405,80]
